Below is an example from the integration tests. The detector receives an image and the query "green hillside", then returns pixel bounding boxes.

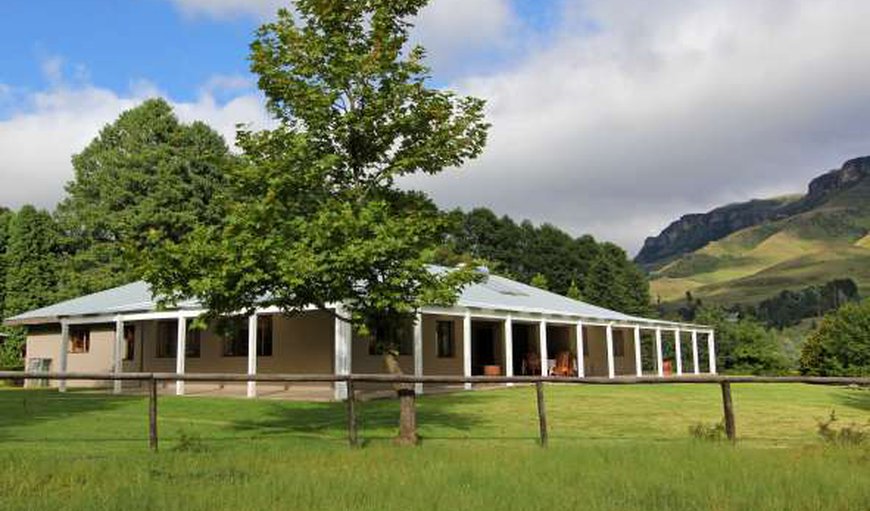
[649,157,870,307]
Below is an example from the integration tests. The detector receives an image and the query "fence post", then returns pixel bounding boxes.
[535,380,548,447]
[149,376,158,452]
[346,378,358,447]
[720,380,736,442]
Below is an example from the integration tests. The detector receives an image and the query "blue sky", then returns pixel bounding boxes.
[2,1,869,253]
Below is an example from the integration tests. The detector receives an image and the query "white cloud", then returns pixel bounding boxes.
[0,74,270,210]
[404,0,870,253]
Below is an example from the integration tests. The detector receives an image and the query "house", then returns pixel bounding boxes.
[4,268,715,400]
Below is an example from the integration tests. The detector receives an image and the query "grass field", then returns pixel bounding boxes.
[1,384,869,510]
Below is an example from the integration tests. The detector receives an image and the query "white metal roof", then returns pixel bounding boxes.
[4,269,706,329]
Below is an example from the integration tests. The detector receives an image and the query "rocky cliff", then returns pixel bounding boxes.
[635,156,870,269]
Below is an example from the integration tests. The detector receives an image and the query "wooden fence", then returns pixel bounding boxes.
[1,371,868,451]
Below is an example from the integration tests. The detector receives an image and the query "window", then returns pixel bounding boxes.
[123,325,136,361]
[186,329,202,358]
[156,320,177,358]
[436,321,455,358]
[367,323,413,356]
[613,330,625,357]
[257,316,273,357]
[69,327,90,353]
[220,316,273,357]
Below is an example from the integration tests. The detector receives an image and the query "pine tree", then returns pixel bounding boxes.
[566,280,583,300]
[4,206,61,317]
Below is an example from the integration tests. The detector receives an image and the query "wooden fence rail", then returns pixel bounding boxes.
[1,371,868,451]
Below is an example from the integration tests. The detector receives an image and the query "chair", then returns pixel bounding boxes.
[550,351,576,377]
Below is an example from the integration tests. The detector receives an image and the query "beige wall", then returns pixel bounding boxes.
[25,324,115,388]
[583,325,637,376]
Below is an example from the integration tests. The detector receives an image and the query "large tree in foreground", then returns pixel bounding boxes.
[144,0,489,443]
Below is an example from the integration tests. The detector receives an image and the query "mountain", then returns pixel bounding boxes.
[642,156,870,306]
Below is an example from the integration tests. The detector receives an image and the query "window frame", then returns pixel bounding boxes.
[68,326,90,354]
[436,320,455,358]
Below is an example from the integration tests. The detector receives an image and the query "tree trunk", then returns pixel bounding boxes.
[384,351,418,445]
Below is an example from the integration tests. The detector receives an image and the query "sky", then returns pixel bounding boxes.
[2,0,870,255]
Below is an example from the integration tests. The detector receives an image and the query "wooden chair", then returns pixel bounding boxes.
[550,351,576,377]
[523,351,541,375]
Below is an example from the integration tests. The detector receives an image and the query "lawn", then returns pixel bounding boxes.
[1,384,868,510]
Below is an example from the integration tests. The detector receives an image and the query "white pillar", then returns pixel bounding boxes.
[538,319,548,376]
[504,315,514,386]
[674,329,683,376]
[708,331,717,374]
[633,326,643,377]
[176,315,187,396]
[113,316,124,395]
[575,321,585,378]
[333,307,352,400]
[413,312,423,395]
[462,310,472,390]
[59,320,69,392]
[655,327,664,377]
[247,314,257,398]
[605,323,615,379]
[691,330,700,375]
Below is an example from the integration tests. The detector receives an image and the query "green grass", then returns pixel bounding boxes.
[1,384,869,510]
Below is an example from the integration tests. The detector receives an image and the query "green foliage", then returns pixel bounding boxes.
[0,208,10,316]
[799,300,870,376]
[566,280,583,300]
[4,206,61,317]
[756,278,860,329]
[688,421,726,442]
[529,273,549,290]
[56,98,233,298]
[694,307,789,375]
[142,1,489,344]
[441,208,651,313]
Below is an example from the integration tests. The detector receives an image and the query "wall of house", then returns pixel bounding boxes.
[583,325,638,376]
[25,324,115,388]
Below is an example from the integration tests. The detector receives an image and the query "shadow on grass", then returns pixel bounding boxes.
[0,389,141,441]
[229,391,494,443]
[835,387,870,412]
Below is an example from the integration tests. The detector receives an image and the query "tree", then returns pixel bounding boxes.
[55,98,233,298]
[694,307,788,375]
[799,300,870,376]
[143,0,489,444]
[530,273,549,290]
[566,280,583,300]
[0,207,11,316]
[2,206,62,369]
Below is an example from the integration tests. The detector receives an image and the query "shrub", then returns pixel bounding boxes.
[799,300,870,376]
[689,421,726,442]
[173,430,208,453]
[816,410,868,447]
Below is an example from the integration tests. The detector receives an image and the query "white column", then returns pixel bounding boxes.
[333,307,352,400]
[462,310,472,390]
[58,320,69,392]
[413,312,423,395]
[691,330,700,375]
[633,326,643,377]
[708,331,717,374]
[247,314,258,398]
[674,329,683,376]
[113,316,124,395]
[176,315,187,396]
[605,323,615,379]
[575,321,585,378]
[655,327,664,377]
[538,319,548,376]
[504,315,514,386]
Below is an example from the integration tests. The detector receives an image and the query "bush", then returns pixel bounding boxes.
[799,300,870,376]
[688,421,726,442]
[816,410,868,447]
[694,307,789,375]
